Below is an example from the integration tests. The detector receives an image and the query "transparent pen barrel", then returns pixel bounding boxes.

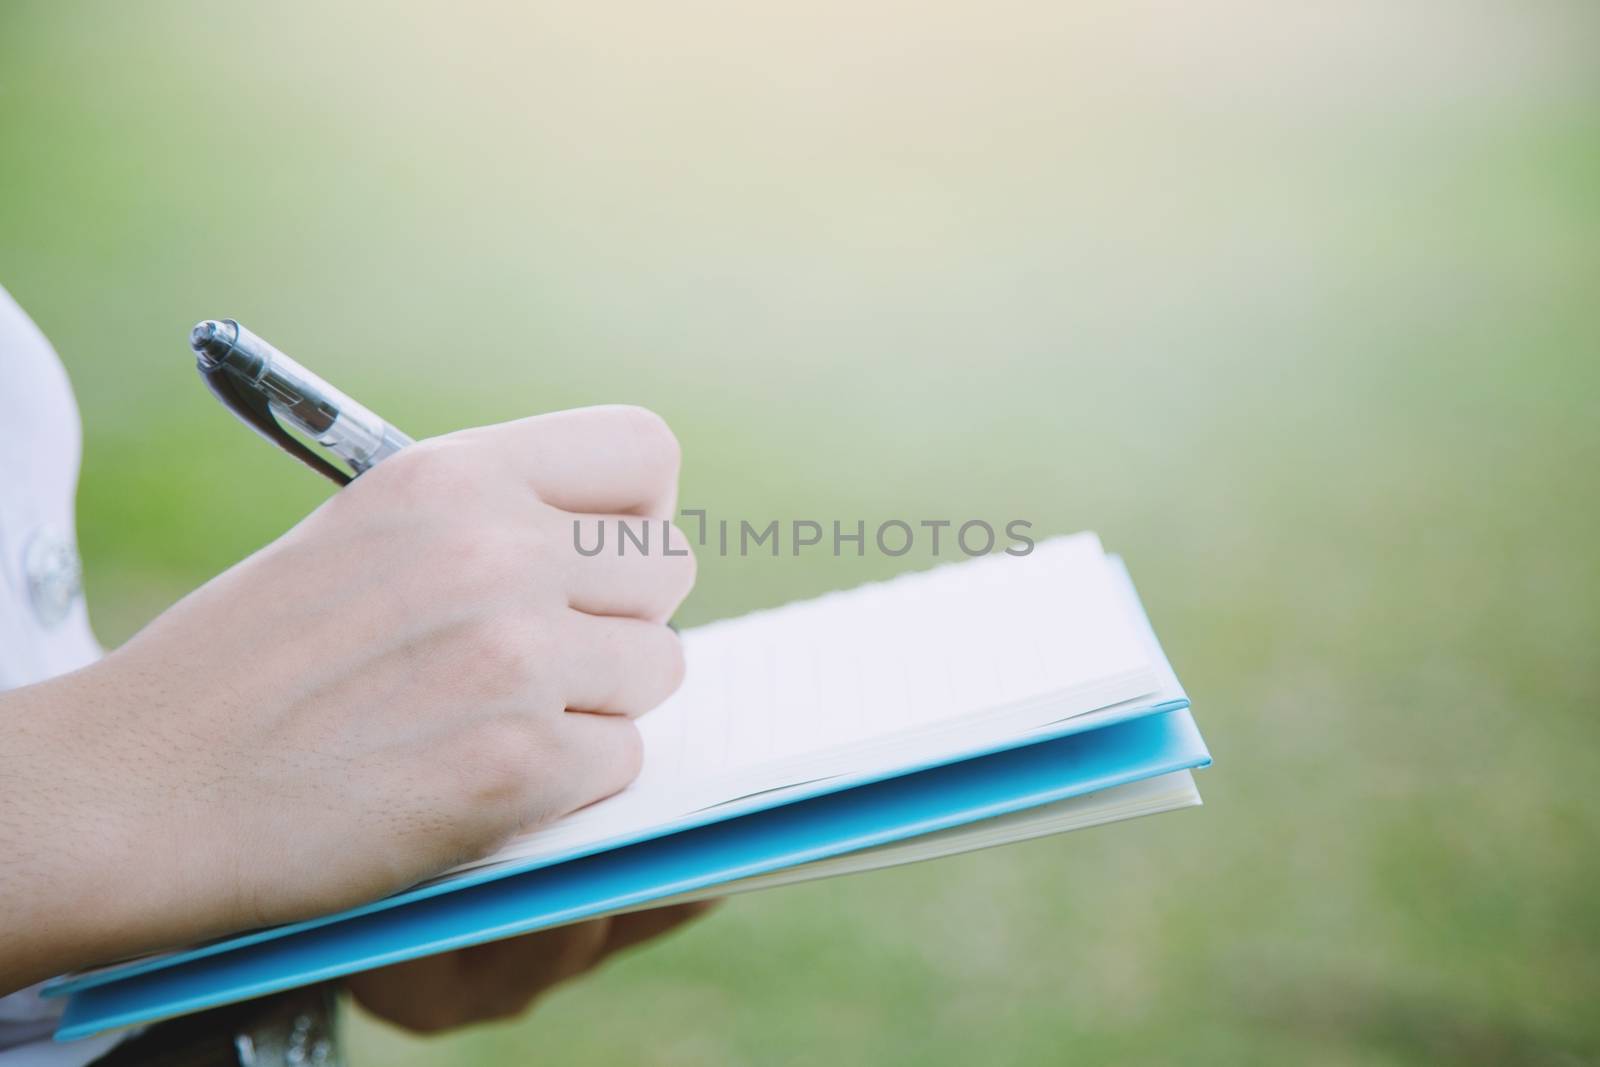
[196,318,415,479]
[311,406,415,473]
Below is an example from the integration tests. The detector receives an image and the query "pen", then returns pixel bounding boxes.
[189,319,681,631]
[188,319,413,485]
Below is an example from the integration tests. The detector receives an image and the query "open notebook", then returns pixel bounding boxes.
[50,533,1207,1032]
[461,531,1168,872]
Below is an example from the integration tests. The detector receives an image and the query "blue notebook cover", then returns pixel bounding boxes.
[58,707,1208,1039]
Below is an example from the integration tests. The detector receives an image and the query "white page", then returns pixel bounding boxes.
[476,533,1159,867]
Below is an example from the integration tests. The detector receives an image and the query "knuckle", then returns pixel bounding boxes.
[460,714,544,804]
[664,524,698,595]
[460,618,546,696]
[613,624,684,713]
[465,524,528,572]
[607,717,645,782]
[655,627,688,696]
[520,506,565,558]
[613,405,681,476]
[373,438,479,506]
[435,526,536,600]
[545,715,642,814]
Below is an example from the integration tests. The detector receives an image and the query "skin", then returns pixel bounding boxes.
[346,901,715,1033]
[0,404,702,1029]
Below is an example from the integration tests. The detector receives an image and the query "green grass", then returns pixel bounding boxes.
[2,1,1597,1062]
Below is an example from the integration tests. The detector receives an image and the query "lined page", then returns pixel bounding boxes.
[478,532,1159,866]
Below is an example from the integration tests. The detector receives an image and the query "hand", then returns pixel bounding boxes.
[0,406,694,995]
[347,901,716,1034]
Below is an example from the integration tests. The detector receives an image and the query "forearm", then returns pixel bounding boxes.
[0,672,172,995]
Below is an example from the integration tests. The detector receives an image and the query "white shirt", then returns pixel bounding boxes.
[0,286,127,1065]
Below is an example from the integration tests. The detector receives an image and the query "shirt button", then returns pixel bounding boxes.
[23,526,82,628]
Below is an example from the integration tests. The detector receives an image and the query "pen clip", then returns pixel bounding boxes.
[197,362,353,487]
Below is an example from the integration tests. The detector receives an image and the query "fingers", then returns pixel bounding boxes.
[465,921,614,1004]
[531,920,616,987]
[554,611,685,716]
[442,702,645,847]
[552,710,645,813]
[482,903,713,1003]
[566,515,695,622]
[460,905,714,1017]
[346,904,711,1036]
[600,901,719,958]
[467,405,681,518]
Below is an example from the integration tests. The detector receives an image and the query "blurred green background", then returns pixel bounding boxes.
[3,0,1597,1062]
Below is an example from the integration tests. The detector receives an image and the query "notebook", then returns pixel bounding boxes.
[55,712,1208,1038]
[467,531,1166,871]
[50,534,1210,1038]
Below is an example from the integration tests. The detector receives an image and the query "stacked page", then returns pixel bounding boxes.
[606,770,1202,914]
